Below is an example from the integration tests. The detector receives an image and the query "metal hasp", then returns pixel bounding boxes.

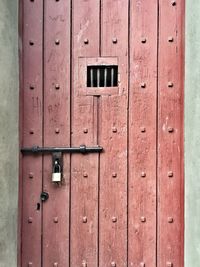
[21,145,103,154]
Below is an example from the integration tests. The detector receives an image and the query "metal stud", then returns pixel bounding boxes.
[141,37,147,43]
[112,127,117,133]
[82,260,87,267]
[140,127,146,133]
[55,128,60,134]
[111,261,116,267]
[168,36,174,42]
[54,217,58,223]
[166,261,173,267]
[84,38,89,44]
[29,172,34,179]
[29,40,34,46]
[168,127,174,133]
[112,37,118,44]
[112,172,117,178]
[168,171,174,177]
[53,263,58,267]
[171,0,176,6]
[168,81,174,88]
[28,217,33,223]
[55,84,60,90]
[83,172,88,178]
[28,262,33,266]
[140,82,146,88]
[82,216,87,223]
[83,128,88,134]
[140,262,145,267]
[29,85,35,90]
[141,172,146,178]
[112,216,117,223]
[55,39,60,45]
[29,129,34,134]
[141,216,146,223]
[168,217,174,223]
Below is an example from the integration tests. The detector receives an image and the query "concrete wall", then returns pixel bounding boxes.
[0,0,198,266]
[0,0,19,266]
[185,0,200,266]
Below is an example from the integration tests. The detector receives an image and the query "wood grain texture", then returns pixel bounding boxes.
[128,1,158,266]
[42,0,71,266]
[157,0,185,266]
[21,1,43,266]
[70,1,100,266]
[99,1,129,266]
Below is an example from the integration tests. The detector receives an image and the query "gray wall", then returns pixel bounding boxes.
[0,0,19,266]
[185,0,200,266]
[0,0,198,266]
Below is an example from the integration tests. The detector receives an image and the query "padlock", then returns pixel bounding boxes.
[52,161,62,182]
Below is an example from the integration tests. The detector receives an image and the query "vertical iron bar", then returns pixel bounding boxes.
[90,68,94,87]
[111,67,114,86]
[97,67,100,87]
[104,68,107,87]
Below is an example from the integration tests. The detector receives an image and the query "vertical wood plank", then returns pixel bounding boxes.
[43,1,71,266]
[99,1,129,266]
[128,1,158,266]
[70,1,100,266]
[158,0,185,266]
[21,0,43,266]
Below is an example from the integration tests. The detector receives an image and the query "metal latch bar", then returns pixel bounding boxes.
[21,145,103,154]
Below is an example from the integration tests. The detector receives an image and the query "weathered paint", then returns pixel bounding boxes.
[19,1,184,266]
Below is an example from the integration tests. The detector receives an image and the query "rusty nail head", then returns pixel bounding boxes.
[168,171,173,177]
[171,1,176,6]
[141,172,146,178]
[53,263,58,267]
[168,127,174,133]
[141,82,146,88]
[29,129,34,134]
[30,0,34,2]
[28,217,33,223]
[140,127,146,133]
[111,261,116,267]
[112,172,117,178]
[83,128,88,133]
[54,217,58,223]
[140,262,145,267]
[168,36,174,42]
[168,82,174,87]
[55,84,60,90]
[112,216,117,223]
[141,216,146,223]
[168,217,174,223]
[82,216,87,223]
[112,37,117,44]
[55,128,60,134]
[141,37,147,43]
[84,38,89,44]
[83,172,88,178]
[112,127,117,133]
[55,39,60,45]
[29,172,34,179]
[29,85,34,90]
[29,40,34,46]
[166,262,173,267]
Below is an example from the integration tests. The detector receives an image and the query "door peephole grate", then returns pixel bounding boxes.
[87,65,118,87]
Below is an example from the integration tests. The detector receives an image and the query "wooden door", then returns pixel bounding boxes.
[19,0,184,266]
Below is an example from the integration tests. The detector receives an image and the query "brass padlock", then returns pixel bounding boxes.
[52,161,61,182]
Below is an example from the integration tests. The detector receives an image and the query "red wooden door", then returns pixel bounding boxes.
[19,1,184,267]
